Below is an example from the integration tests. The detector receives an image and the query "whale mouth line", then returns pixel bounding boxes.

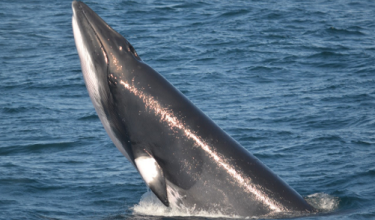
[75,2,110,79]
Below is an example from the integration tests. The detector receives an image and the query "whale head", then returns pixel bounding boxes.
[72,1,142,99]
[72,1,145,163]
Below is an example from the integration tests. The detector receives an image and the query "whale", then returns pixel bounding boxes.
[72,1,315,217]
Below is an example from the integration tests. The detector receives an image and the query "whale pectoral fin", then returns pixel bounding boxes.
[134,155,169,207]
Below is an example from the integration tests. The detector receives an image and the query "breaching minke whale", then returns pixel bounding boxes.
[72,1,315,217]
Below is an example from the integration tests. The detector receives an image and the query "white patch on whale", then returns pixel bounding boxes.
[135,156,159,184]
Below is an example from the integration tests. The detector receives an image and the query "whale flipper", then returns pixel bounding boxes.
[135,153,169,206]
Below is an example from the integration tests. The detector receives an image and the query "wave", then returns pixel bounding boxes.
[0,141,76,156]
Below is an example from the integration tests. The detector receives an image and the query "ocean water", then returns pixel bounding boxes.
[1,0,374,219]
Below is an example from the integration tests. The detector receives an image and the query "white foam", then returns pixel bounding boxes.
[132,191,251,219]
[132,191,340,218]
[305,192,340,211]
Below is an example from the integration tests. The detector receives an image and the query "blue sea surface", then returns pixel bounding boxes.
[1,0,374,219]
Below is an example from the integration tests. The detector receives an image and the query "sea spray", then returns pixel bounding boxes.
[132,191,246,219]
[306,193,340,212]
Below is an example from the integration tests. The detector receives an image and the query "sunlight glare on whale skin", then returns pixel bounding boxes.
[119,80,284,212]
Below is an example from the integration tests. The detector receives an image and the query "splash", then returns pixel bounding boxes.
[132,191,253,219]
[132,191,340,219]
[305,193,340,211]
